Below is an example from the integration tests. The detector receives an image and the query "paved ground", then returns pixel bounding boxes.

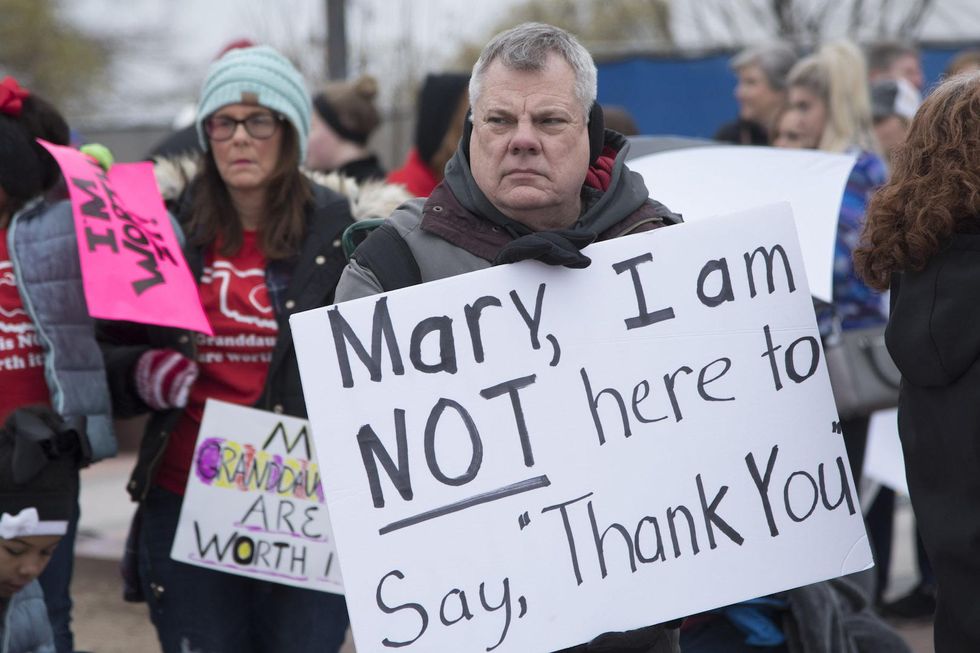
[70,453,934,653]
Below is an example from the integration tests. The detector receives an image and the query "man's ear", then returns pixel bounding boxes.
[588,102,605,164]
[461,110,472,161]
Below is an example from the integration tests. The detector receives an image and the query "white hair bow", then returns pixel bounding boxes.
[0,508,68,539]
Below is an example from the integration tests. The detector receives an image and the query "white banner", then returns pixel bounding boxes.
[864,409,909,496]
[630,146,857,302]
[291,203,871,653]
[171,399,343,594]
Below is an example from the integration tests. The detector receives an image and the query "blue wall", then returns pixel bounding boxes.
[598,54,737,138]
[921,46,967,88]
[597,46,970,138]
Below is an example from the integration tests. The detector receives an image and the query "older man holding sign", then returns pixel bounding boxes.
[291,23,879,653]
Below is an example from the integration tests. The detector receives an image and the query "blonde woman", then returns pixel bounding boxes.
[784,42,888,485]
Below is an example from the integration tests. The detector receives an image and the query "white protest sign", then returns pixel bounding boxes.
[629,146,857,302]
[864,409,909,496]
[171,399,343,594]
[291,203,871,653]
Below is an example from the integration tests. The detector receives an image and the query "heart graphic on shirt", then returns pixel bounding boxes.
[202,261,277,330]
[248,284,272,314]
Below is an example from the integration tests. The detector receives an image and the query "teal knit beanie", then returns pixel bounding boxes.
[196,45,311,160]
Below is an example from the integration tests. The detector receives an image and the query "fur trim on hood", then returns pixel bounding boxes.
[152,154,411,221]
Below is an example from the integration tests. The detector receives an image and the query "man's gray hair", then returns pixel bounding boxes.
[865,40,919,75]
[731,41,798,91]
[469,22,597,118]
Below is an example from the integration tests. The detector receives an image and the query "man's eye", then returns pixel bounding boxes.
[249,116,274,126]
[2,546,25,557]
[486,116,508,125]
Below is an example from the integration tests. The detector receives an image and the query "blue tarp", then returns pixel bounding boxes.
[597,45,971,138]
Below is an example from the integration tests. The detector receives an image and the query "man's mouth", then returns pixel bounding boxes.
[505,169,543,178]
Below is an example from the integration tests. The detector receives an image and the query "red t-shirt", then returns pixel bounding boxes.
[0,229,50,424]
[156,230,278,494]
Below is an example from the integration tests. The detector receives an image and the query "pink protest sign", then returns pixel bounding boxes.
[39,140,212,335]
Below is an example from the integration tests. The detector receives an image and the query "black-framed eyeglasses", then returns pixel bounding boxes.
[204,112,283,141]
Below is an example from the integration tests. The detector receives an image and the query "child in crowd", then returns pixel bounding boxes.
[0,408,83,653]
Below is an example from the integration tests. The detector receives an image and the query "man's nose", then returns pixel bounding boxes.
[509,118,540,154]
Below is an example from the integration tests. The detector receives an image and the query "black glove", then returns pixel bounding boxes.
[7,406,89,482]
[556,623,678,653]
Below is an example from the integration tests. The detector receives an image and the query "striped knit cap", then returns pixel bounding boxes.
[196,45,311,160]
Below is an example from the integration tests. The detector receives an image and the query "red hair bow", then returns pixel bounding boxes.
[0,76,30,117]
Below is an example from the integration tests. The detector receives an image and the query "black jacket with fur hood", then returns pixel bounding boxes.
[101,158,410,501]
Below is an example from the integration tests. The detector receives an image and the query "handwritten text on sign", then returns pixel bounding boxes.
[629,146,857,303]
[291,203,871,653]
[38,140,211,334]
[171,400,343,594]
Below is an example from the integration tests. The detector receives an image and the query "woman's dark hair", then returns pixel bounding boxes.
[188,120,312,259]
[0,92,70,226]
[0,115,44,217]
[25,94,71,194]
[855,71,980,290]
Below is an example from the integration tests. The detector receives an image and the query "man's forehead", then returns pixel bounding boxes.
[477,55,578,109]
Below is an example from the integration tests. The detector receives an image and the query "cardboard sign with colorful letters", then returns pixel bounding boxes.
[38,140,212,334]
[171,399,343,594]
[291,203,872,653]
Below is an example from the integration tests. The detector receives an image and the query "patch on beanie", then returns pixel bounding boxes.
[241,91,259,105]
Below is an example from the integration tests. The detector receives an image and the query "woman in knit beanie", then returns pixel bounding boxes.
[98,45,352,653]
[307,74,386,182]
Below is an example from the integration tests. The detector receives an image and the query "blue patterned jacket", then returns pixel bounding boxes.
[824,149,888,334]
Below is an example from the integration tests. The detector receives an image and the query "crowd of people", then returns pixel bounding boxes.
[2,18,979,653]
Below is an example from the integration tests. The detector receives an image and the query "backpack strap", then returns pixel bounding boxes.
[349,222,422,292]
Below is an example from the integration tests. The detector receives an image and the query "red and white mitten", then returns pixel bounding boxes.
[134,349,199,411]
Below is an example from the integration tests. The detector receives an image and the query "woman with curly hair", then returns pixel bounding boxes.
[855,71,980,652]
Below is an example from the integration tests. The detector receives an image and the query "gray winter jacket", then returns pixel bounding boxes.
[336,130,680,300]
[335,130,681,653]
[0,581,55,653]
[7,198,115,461]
